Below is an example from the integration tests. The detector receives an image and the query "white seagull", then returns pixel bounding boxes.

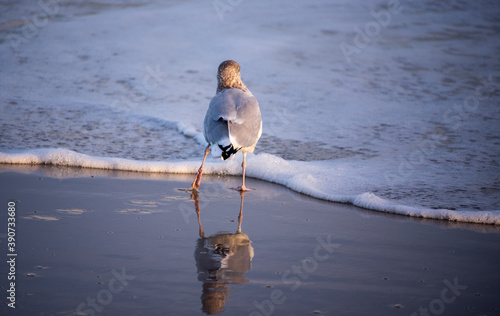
[190,60,262,191]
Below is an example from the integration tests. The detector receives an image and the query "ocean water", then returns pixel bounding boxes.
[1,0,499,223]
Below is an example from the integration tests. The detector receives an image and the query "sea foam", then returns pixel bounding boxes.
[1,148,499,225]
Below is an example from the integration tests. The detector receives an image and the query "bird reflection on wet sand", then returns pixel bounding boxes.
[190,191,254,315]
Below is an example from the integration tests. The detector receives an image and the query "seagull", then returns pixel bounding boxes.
[190,60,262,191]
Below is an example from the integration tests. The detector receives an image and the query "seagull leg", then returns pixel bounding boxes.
[237,152,251,192]
[190,145,210,190]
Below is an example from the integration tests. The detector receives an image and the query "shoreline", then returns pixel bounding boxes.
[0,166,499,315]
[1,151,499,226]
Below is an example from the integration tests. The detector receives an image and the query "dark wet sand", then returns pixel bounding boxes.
[0,165,499,316]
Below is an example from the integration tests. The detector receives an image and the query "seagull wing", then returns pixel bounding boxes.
[228,92,261,150]
[203,88,262,158]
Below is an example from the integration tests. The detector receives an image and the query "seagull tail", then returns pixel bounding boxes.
[219,143,239,160]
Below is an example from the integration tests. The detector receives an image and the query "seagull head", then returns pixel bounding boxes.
[216,60,248,93]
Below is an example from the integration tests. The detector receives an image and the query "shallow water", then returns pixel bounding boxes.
[2,1,500,314]
[1,168,500,315]
[1,0,499,217]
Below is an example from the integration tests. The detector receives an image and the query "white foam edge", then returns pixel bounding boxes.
[176,122,206,147]
[1,147,499,225]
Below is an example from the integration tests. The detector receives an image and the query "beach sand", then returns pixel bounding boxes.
[0,165,499,316]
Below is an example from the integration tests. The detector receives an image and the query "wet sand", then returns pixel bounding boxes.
[0,165,499,316]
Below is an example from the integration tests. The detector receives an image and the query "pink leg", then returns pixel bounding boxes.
[190,145,210,190]
[238,152,251,192]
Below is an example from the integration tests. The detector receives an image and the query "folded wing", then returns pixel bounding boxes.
[204,89,262,159]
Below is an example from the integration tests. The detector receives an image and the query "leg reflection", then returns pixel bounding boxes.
[192,191,254,314]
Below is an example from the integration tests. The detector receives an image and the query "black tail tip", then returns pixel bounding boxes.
[219,144,239,160]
